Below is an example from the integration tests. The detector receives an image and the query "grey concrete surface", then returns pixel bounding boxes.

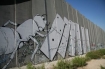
[0,0,105,68]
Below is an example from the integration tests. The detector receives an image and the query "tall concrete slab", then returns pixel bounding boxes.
[92,22,96,50]
[91,23,95,45]
[75,10,82,55]
[87,19,92,50]
[80,14,84,27]
[67,4,74,21]
[101,29,103,45]
[16,1,32,24]
[32,0,45,17]
[0,5,15,26]
[88,21,93,50]
[83,16,88,29]
[16,1,32,67]
[55,0,64,18]
[94,23,97,49]
[68,22,76,56]
[45,0,57,60]
[93,23,96,46]
[94,24,99,47]
[76,10,84,54]
[72,8,77,23]
[86,19,90,38]
[98,26,101,46]
[97,26,100,44]
[102,30,105,45]
[0,3,17,68]
[95,24,101,49]
[83,17,90,52]
[46,0,56,30]
[77,11,81,26]
[75,23,82,55]
[61,1,68,19]
[47,0,56,22]
[54,0,70,59]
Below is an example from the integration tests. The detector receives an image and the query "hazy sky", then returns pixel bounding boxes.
[66,0,105,31]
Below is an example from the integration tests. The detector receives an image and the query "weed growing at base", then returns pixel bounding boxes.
[71,56,88,68]
[53,56,88,69]
[53,59,72,69]
[27,62,35,69]
[100,65,105,69]
[26,49,105,69]
[86,49,105,59]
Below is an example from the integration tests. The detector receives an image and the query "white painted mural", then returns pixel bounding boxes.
[0,14,90,69]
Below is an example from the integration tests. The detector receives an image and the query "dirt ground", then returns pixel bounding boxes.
[10,56,105,69]
[45,58,105,69]
[78,59,105,69]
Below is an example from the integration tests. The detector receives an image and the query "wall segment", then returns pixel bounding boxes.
[0,0,105,69]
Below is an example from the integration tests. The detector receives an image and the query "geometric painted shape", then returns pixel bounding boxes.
[75,23,82,55]
[81,27,87,53]
[85,28,90,52]
[68,38,75,56]
[17,15,46,41]
[41,30,60,60]
[17,19,35,41]
[41,14,65,60]
[0,27,16,55]
[33,15,46,30]
[68,21,76,56]
[58,17,70,58]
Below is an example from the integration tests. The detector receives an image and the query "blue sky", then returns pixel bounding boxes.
[66,0,105,31]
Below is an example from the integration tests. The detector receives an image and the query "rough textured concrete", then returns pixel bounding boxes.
[46,0,56,29]
[32,0,45,17]
[67,4,74,21]
[61,1,68,19]
[0,5,15,26]
[55,0,64,18]
[0,0,105,68]
[16,1,32,24]
[72,8,77,23]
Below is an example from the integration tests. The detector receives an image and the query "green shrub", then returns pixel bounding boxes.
[53,57,89,69]
[71,57,87,68]
[86,50,103,59]
[86,49,105,59]
[27,62,35,69]
[100,65,105,69]
[27,62,45,69]
[98,49,105,56]
[53,59,72,69]
[84,57,91,61]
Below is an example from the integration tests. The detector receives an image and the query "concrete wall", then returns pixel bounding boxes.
[0,0,105,68]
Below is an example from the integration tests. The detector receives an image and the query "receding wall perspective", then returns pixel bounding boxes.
[0,0,105,69]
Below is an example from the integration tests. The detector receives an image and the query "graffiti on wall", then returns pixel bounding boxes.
[0,14,90,69]
[0,14,47,69]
